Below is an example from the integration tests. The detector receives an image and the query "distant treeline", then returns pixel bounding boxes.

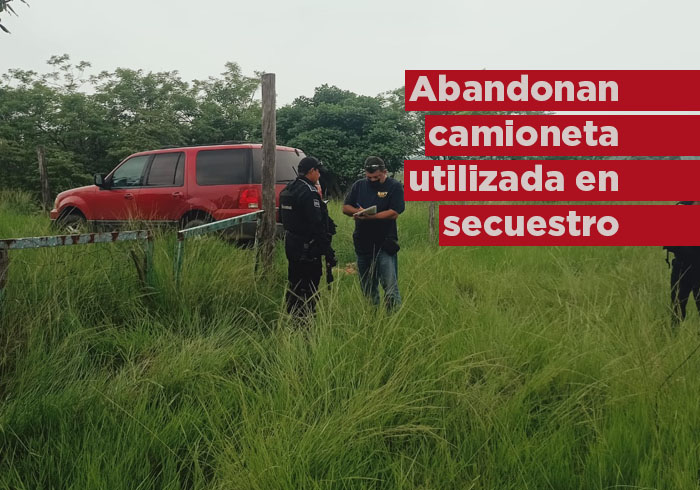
[0,55,422,196]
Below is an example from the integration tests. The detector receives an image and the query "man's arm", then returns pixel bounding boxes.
[343,204,361,216]
[342,204,396,220]
[355,209,399,220]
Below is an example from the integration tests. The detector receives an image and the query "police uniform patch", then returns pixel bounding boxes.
[377,191,388,198]
[313,199,320,208]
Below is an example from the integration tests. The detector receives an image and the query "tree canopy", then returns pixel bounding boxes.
[277,85,422,188]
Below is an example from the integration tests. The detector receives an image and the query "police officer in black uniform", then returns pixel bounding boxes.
[665,201,700,325]
[280,157,337,318]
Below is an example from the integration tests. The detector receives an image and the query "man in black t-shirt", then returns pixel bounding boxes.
[343,156,405,310]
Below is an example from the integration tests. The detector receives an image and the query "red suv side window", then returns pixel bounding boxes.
[146,152,184,187]
[251,149,301,184]
[196,149,250,185]
[111,155,150,188]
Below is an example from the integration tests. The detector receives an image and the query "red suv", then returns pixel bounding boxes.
[50,143,306,235]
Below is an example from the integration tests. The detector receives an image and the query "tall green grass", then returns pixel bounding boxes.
[1,191,699,489]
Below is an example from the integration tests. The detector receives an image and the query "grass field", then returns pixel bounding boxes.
[1,190,699,489]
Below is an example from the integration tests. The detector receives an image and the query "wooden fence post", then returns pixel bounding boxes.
[37,146,51,212]
[256,73,277,275]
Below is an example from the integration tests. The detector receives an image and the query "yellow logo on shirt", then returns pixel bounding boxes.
[377,192,388,198]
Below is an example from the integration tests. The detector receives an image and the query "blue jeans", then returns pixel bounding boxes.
[356,250,401,310]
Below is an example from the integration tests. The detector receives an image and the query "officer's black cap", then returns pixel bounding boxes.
[298,156,322,175]
[364,156,386,172]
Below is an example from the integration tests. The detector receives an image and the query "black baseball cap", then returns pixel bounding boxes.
[298,156,322,174]
[364,156,386,172]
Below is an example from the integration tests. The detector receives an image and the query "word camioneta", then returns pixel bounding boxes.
[428,120,618,148]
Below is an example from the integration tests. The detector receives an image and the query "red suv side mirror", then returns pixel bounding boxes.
[94,173,108,188]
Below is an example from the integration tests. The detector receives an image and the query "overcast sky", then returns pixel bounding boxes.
[2,0,700,106]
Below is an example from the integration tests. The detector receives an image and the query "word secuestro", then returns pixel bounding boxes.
[443,211,619,238]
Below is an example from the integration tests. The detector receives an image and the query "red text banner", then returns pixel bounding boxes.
[405,70,700,111]
[424,115,700,157]
[439,205,700,246]
[404,159,700,202]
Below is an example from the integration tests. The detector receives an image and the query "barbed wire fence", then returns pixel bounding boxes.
[0,230,154,312]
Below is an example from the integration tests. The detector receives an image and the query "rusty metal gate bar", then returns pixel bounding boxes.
[174,210,264,287]
[0,229,154,305]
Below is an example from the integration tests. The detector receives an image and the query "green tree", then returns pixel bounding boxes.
[0,58,95,192]
[189,62,261,144]
[91,67,196,161]
[277,85,422,189]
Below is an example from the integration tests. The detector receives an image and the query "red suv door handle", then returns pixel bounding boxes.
[172,192,183,198]
[124,193,134,200]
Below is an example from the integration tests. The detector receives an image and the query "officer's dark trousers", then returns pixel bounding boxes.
[671,258,700,323]
[286,258,322,318]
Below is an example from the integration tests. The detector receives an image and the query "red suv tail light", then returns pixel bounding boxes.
[239,187,260,209]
